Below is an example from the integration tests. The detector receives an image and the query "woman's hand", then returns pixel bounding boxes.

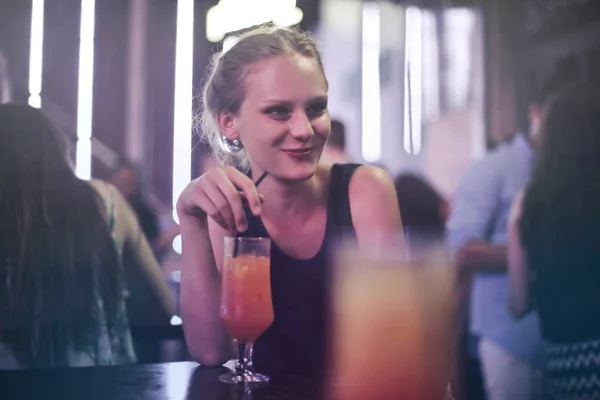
[176,166,263,233]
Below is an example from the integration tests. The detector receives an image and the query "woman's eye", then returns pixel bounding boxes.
[307,102,327,116]
[265,106,290,118]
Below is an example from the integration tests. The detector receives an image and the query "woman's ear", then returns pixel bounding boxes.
[216,111,239,141]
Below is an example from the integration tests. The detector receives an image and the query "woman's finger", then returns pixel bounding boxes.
[213,174,248,233]
[225,167,262,216]
[202,180,238,232]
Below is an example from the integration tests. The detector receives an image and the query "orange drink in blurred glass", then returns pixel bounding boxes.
[219,237,273,385]
[327,241,455,399]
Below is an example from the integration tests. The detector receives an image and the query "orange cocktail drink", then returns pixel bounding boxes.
[220,254,274,343]
[219,237,273,385]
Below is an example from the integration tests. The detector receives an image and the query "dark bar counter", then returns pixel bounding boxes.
[0,362,321,400]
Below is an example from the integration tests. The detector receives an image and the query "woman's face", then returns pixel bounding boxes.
[230,54,330,181]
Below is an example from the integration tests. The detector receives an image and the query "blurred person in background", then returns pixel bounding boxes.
[110,160,179,261]
[508,83,600,399]
[446,74,567,400]
[394,173,448,246]
[320,119,352,164]
[110,160,160,245]
[0,104,174,369]
[393,173,469,398]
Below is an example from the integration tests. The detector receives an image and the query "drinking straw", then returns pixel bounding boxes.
[253,170,268,187]
[233,171,268,257]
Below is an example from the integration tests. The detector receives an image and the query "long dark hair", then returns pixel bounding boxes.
[394,173,447,239]
[520,83,600,296]
[0,104,122,367]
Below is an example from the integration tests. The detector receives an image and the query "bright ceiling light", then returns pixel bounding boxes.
[206,0,303,43]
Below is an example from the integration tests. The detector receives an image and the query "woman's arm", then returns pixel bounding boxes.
[507,192,533,318]
[178,213,234,366]
[115,189,176,326]
[88,180,175,326]
[348,166,405,248]
[177,167,263,366]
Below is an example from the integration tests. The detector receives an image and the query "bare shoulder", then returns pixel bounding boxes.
[320,163,393,193]
[87,179,125,204]
[86,179,114,210]
[87,179,128,209]
[87,178,110,196]
[347,165,402,242]
[349,165,396,201]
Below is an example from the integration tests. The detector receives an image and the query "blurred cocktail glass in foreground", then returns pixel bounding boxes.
[219,237,273,385]
[327,238,455,399]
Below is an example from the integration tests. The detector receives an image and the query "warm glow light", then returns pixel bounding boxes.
[172,0,194,223]
[206,0,303,42]
[28,0,45,108]
[403,7,423,156]
[361,1,381,163]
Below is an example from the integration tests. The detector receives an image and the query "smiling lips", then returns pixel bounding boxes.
[282,147,314,157]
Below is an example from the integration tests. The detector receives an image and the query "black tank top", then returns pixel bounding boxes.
[238,164,360,379]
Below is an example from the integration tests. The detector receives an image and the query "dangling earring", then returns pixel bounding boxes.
[223,136,243,153]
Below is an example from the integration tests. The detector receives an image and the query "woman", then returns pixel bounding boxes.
[177,27,403,378]
[508,83,600,399]
[0,104,174,368]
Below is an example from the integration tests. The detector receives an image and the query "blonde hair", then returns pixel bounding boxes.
[198,26,327,170]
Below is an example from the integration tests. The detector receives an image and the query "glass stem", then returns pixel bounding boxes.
[245,342,254,371]
[235,383,253,400]
[236,342,247,376]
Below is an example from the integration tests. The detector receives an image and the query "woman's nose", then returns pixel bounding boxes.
[288,112,314,141]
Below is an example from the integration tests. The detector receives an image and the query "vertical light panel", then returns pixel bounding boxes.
[421,10,439,122]
[28,0,45,108]
[125,0,148,164]
[444,8,475,109]
[172,0,195,224]
[361,1,381,163]
[403,7,423,155]
[76,0,96,180]
[0,52,12,103]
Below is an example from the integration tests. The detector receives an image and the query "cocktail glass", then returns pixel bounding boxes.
[219,237,273,385]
